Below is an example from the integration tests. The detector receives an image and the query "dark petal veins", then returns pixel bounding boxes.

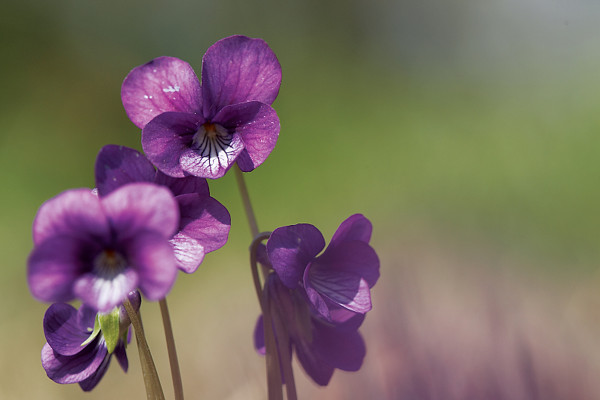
[213,101,280,172]
[142,111,205,178]
[179,131,244,179]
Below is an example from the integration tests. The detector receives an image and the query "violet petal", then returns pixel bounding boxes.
[122,56,202,129]
[329,214,372,248]
[305,265,372,315]
[312,321,366,372]
[201,35,281,118]
[176,193,231,253]
[101,183,179,241]
[41,338,108,384]
[315,240,380,288]
[213,101,280,172]
[293,335,335,386]
[74,268,139,313]
[253,315,266,356]
[267,224,325,289]
[124,231,177,301]
[77,304,98,332]
[32,189,109,246]
[169,234,205,273]
[28,236,96,304]
[142,112,204,178]
[43,303,89,356]
[95,145,156,196]
[154,170,210,196]
[179,132,244,179]
[114,340,129,372]
[78,351,111,391]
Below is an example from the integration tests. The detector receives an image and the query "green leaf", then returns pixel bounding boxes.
[80,315,101,347]
[98,308,121,354]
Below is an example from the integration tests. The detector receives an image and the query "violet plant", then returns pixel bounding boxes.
[27,35,379,400]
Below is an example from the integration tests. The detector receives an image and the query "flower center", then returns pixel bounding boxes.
[191,122,233,157]
[93,249,127,279]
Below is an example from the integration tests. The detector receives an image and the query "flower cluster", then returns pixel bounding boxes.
[27,34,379,397]
[254,214,379,385]
[41,291,140,391]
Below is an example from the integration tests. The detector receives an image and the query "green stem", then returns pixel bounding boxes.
[123,299,165,400]
[234,164,259,237]
[159,298,184,400]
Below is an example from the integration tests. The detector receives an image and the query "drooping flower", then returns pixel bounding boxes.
[266,214,380,323]
[41,292,140,391]
[94,144,231,273]
[28,183,179,312]
[254,273,366,386]
[121,35,281,179]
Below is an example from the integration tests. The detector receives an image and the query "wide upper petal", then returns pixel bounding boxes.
[328,214,373,248]
[267,224,325,289]
[142,112,204,178]
[122,56,202,129]
[213,101,280,172]
[100,183,179,241]
[28,236,98,303]
[201,35,281,118]
[315,240,380,288]
[43,303,89,356]
[32,189,109,246]
[95,145,156,196]
[41,338,108,384]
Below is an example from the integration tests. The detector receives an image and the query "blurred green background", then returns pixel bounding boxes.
[2,0,600,399]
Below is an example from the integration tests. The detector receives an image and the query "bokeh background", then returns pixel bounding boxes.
[2,0,600,398]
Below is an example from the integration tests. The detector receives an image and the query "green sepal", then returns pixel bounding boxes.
[98,308,120,354]
[80,315,101,347]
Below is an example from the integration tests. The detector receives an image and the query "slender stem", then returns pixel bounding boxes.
[270,304,297,400]
[159,298,184,400]
[234,164,259,237]
[262,284,284,400]
[123,299,165,400]
[250,232,272,302]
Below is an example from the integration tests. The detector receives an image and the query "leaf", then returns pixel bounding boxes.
[98,308,120,353]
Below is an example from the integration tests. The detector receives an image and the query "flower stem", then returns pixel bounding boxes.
[159,298,184,400]
[234,164,259,237]
[123,299,165,400]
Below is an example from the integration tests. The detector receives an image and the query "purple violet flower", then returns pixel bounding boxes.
[121,35,282,179]
[266,214,380,323]
[254,273,366,386]
[28,183,179,312]
[95,144,231,273]
[41,292,140,391]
